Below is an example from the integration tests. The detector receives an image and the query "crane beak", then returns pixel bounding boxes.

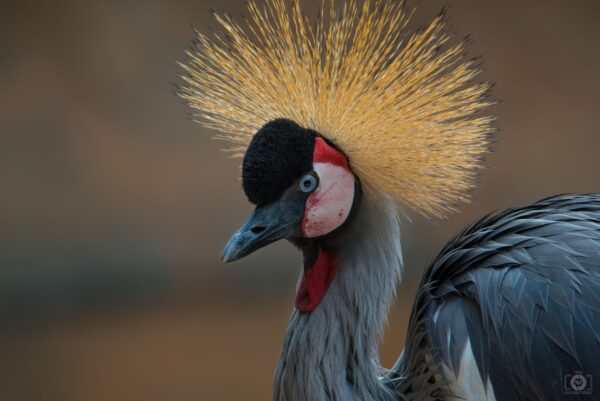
[221,196,303,263]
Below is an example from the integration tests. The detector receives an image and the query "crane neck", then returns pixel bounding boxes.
[274,196,404,401]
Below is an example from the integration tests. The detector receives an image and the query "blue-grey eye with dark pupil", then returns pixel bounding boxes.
[299,173,318,193]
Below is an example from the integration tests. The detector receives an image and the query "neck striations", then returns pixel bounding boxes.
[274,196,404,401]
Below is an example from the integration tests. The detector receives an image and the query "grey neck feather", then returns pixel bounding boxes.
[273,196,404,401]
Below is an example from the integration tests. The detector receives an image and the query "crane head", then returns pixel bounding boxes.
[180,0,496,312]
[221,119,360,263]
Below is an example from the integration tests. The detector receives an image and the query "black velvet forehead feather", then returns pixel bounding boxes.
[242,119,317,205]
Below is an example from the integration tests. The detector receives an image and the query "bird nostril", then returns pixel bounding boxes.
[251,226,266,234]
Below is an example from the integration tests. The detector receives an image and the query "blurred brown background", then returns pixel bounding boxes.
[1,0,599,400]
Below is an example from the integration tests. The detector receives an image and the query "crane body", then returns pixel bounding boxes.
[389,194,600,401]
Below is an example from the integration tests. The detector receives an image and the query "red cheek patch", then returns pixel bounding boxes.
[301,162,355,237]
[301,137,355,238]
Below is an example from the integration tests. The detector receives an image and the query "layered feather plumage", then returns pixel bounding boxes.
[179,0,494,217]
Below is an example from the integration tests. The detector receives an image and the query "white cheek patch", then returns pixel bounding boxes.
[302,162,355,238]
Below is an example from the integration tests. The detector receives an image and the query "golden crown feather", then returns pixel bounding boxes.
[179,0,494,218]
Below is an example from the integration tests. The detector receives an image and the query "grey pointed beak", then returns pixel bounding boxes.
[221,198,303,263]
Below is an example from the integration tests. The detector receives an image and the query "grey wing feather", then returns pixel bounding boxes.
[394,194,600,401]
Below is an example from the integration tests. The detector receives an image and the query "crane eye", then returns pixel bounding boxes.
[299,173,319,193]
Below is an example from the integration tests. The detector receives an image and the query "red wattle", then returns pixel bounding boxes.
[295,248,338,313]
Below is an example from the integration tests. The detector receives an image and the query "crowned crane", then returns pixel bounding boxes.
[179,1,600,400]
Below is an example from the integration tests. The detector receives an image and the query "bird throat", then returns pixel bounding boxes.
[275,198,404,401]
[295,247,337,313]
